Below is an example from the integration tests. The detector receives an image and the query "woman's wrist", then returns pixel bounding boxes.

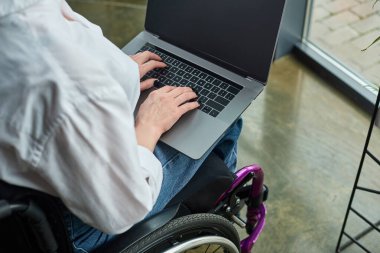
[135,122,162,152]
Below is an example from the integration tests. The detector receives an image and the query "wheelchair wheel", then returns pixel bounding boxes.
[123,213,240,253]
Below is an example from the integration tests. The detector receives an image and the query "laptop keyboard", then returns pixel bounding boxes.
[138,43,242,118]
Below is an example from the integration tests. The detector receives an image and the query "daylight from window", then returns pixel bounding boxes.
[308,0,380,93]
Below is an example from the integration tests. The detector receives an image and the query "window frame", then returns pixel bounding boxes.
[277,0,378,112]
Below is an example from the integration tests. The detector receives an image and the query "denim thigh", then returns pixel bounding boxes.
[64,118,242,253]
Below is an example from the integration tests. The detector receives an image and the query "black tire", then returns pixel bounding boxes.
[122,213,240,253]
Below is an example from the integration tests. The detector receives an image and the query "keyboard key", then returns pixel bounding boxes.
[206,100,225,112]
[158,76,167,82]
[206,76,214,83]
[215,96,229,106]
[177,70,186,76]
[180,79,189,85]
[201,106,212,114]
[166,58,174,64]
[172,60,180,66]
[185,66,194,72]
[220,82,228,89]
[225,93,235,100]
[193,86,203,93]
[155,68,164,75]
[188,82,197,88]
[200,89,210,96]
[167,73,175,79]
[212,79,222,86]
[227,86,240,95]
[209,110,220,117]
[197,80,206,86]
[183,73,192,80]
[198,73,207,79]
[207,92,217,100]
[190,76,199,83]
[173,76,182,82]
[192,69,201,76]
[170,66,179,73]
[161,69,169,75]
[218,90,227,97]
[206,76,215,83]
[204,83,212,90]
[211,86,220,93]
[178,63,187,70]
[198,96,208,104]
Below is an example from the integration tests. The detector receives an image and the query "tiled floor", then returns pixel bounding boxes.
[68,1,380,252]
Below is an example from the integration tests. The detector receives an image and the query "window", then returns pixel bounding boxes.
[305,0,380,94]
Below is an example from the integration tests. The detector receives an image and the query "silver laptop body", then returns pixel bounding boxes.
[123,0,286,159]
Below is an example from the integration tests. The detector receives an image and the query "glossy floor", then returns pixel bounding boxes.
[68,1,380,252]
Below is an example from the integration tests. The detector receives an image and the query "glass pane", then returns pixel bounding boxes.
[307,0,380,92]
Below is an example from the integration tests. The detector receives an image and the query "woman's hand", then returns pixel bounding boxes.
[135,86,199,151]
[130,51,166,91]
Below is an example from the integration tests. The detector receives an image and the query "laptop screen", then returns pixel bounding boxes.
[145,0,286,84]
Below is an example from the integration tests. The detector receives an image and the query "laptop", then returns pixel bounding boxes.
[122,0,286,159]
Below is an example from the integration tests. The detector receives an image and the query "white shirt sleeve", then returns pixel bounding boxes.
[39,85,163,234]
[0,0,163,234]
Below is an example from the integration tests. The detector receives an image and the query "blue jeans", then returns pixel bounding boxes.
[63,119,242,253]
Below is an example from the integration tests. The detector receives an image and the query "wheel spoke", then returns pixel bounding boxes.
[212,245,222,253]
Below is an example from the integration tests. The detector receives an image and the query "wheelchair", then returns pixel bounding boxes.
[0,152,268,253]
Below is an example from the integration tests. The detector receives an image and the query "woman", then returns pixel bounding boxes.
[0,0,242,252]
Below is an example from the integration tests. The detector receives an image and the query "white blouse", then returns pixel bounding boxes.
[0,0,163,234]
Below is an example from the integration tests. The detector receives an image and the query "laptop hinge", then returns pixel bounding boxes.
[245,76,255,82]
[151,33,160,39]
